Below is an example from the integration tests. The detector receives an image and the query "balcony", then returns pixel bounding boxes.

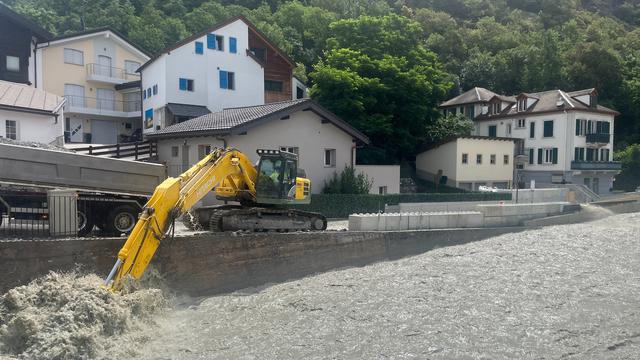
[86,63,140,84]
[571,161,622,171]
[586,133,611,145]
[64,95,141,118]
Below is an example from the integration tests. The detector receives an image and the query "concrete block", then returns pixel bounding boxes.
[408,213,422,230]
[420,213,431,229]
[399,214,409,230]
[376,214,386,231]
[429,213,449,229]
[348,214,362,231]
[385,214,401,231]
[360,214,379,231]
[484,216,507,227]
[462,212,484,228]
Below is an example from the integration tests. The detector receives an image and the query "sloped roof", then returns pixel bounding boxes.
[0,3,51,40]
[0,80,65,115]
[45,27,151,58]
[417,135,517,154]
[138,15,294,72]
[439,87,498,107]
[146,99,369,144]
[166,103,211,118]
[475,88,618,120]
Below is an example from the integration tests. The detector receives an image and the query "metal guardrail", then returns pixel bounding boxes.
[64,95,141,113]
[86,63,140,82]
[571,161,622,171]
[586,133,611,144]
[72,140,157,160]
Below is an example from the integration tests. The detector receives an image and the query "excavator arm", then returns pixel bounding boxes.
[104,148,257,291]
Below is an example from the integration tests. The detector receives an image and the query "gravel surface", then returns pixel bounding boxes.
[0,138,72,152]
[136,212,640,359]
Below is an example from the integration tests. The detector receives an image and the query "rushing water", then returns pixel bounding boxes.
[134,212,640,359]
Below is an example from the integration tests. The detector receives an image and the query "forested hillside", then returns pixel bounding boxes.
[6,0,640,162]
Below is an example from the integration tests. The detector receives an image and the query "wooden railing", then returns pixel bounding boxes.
[73,140,157,161]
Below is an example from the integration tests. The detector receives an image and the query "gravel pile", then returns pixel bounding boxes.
[0,138,73,152]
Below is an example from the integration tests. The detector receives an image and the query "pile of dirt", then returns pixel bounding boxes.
[0,271,166,359]
[0,138,73,152]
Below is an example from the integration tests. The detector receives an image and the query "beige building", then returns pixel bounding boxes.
[416,136,517,191]
[146,99,375,195]
[35,28,150,144]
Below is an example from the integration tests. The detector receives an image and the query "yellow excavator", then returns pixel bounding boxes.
[104,147,326,291]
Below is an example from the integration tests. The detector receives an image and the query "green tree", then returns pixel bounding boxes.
[614,144,640,191]
[425,114,474,142]
[322,166,373,194]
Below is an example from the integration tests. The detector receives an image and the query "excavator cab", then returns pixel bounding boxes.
[255,149,311,205]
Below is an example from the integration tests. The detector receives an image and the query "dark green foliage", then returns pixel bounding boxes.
[425,114,474,142]
[322,166,373,194]
[297,192,512,218]
[614,144,640,191]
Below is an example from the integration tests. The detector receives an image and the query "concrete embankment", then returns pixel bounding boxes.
[0,227,522,295]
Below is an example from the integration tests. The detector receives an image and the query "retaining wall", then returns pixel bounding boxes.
[478,202,569,227]
[0,228,522,295]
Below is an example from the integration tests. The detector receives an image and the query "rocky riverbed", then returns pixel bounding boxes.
[137,212,640,359]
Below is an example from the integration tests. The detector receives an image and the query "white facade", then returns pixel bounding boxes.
[416,137,515,191]
[141,19,267,133]
[156,110,358,194]
[355,165,401,194]
[0,108,64,144]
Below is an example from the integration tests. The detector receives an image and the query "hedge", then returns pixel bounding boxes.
[296,192,512,218]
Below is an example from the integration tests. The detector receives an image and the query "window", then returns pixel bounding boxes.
[153,84,158,95]
[198,145,211,159]
[324,149,336,167]
[539,148,558,164]
[517,119,526,128]
[219,71,235,90]
[466,105,475,119]
[504,154,509,165]
[179,78,194,91]
[601,148,610,161]
[229,37,237,54]
[462,153,468,164]
[488,125,497,137]
[296,86,305,99]
[529,121,535,139]
[63,48,84,65]
[492,102,500,114]
[144,108,153,129]
[216,35,224,51]
[528,148,534,164]
[543,120,554,137]
[517,98,527,112]
[5,120,17,140]
[6,56,19,72]
[597,121,610,134]
[476,154,482,164]
[147,88,152,98]
[575,119,588,136]
[143,89,146,99]
[265,80,283,92]
[586,148,595,161]
[64,84,85,107]
[575,147,585,161]
[378,186,387,195]
[171,146,179,157]
[490,154,496,164]
[251,47,266,62]
[207,34,216,49]
[124,60,140,74]
[195,41,204,54]
[506,123,512,136]
[279,146,299,155]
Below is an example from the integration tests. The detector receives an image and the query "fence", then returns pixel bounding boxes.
[72,140,157,161]
[64,95,141,113]
[86,63,140,82]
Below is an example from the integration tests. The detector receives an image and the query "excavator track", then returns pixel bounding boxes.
[196,205,327,232]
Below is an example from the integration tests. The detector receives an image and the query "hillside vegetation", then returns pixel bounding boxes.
[6,0,640,162]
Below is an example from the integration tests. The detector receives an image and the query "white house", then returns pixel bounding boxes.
[416,136,517,191]
[0,80,65,144]
[139,15,300,134]
[145,99,375,195]
[440,87,620,194]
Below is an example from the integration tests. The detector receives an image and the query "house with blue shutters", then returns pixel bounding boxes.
[138,15,307,134]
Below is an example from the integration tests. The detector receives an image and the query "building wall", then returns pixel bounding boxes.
[156,110,356,194]
[0,108,63,144]
[140,57,167,131]
[0,19,34,85]
[416,141,457,184]
[355,165,400,194]
[248,30,292,103]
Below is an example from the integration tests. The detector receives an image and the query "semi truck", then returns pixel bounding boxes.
[0,142,165,236]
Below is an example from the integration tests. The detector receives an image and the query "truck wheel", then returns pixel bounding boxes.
[77,209,95,237]
[105,205,138,235]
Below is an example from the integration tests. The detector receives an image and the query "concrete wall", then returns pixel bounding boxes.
[478,202,568,227]
[416,140,457,184]
[157,110,356,194]
[0,108,63,144]
[355,165,400,194]
[0,227,525,295]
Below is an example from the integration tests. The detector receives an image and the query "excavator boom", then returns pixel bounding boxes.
[104,148,256,291]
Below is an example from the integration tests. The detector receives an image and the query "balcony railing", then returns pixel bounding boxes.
[586,133,611,144]
[86,63,140,83]
[571,161,622,171]
[64,95,141,114]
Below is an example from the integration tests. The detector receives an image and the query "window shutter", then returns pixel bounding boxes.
[195,42,203,54]
[179,78,187,90]
[529,148,534,164]
[552,148,558,164]
[574,147,579,161]
[537,148,542,164]
[219,70,228,89]
[229,37,237,53]
[530,122,535,138]
[575,119,580,135]
[207,34,216,49]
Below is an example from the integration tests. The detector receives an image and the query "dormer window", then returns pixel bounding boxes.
[492,102,500,115]
[517,98,527,112]
[590,93,597,108]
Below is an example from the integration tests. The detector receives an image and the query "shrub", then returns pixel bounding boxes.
[322,166,373,194]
